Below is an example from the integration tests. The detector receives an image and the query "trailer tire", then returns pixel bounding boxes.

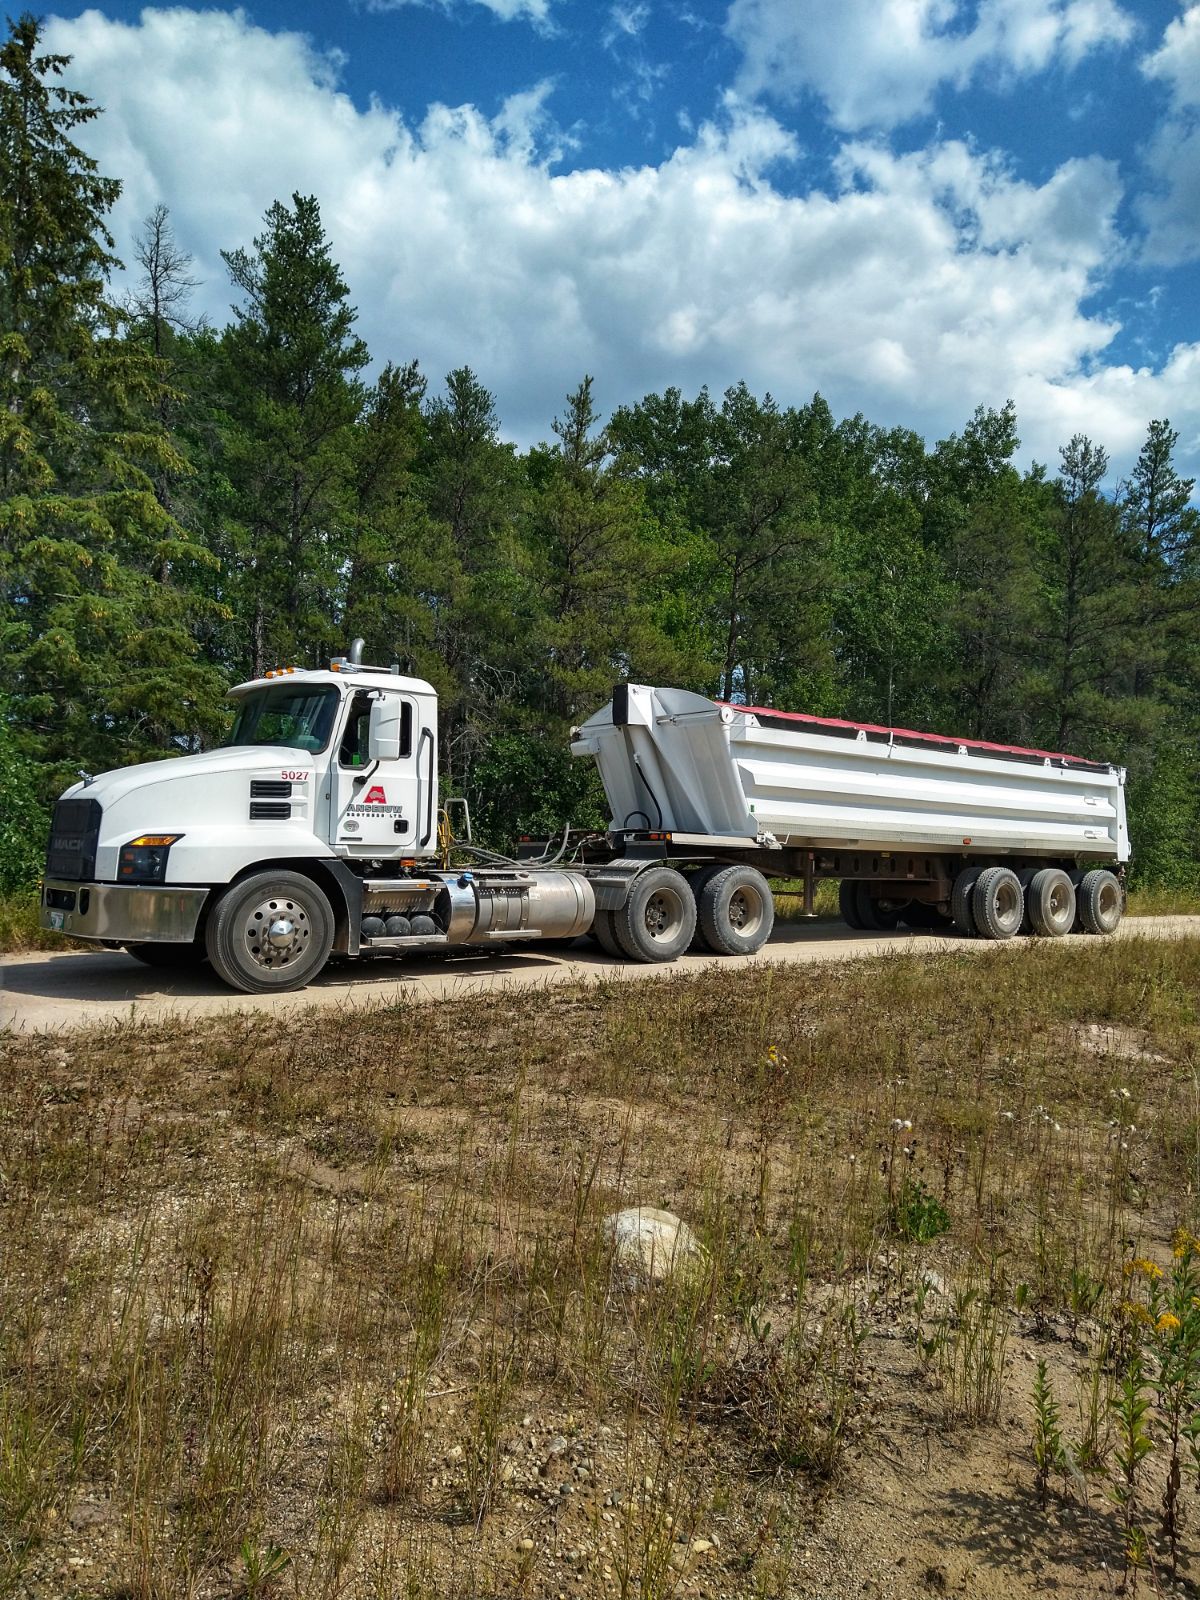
[855,884,905,931]
[591,909,627,960]
[613,867,697,962]
[839,879,865,930]
[972,866,1024,941]
[951,867,983,936]
[1027,868,1076,938]
[696,866,775,956]
[205,870,335,993]
[1077,869,1124,935]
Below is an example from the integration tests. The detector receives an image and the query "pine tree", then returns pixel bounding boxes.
[215,193,368,677]
[0,14,225,785]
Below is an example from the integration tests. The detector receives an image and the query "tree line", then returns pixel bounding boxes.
[2,14,1198,888]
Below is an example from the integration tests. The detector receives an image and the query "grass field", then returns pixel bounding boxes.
[3,934,1200,1597]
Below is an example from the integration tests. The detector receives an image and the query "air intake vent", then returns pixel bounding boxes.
[249,800,291,821]
[250,779,292,798]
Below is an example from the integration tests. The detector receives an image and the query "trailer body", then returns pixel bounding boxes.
[571,683,1128,864]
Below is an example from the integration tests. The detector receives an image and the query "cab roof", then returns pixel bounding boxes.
[229,666,437,699]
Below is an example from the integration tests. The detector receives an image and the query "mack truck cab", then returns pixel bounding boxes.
[39,643,598,992]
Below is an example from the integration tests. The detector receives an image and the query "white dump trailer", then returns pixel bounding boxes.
[39,652,1128,993]
[568,682,1127,952]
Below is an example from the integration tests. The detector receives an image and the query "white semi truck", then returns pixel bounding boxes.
[39,644,1129,993]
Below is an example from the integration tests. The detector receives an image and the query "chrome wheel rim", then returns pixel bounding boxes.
[243,895,312,969]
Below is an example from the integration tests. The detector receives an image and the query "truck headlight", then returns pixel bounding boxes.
[117,834,183,883]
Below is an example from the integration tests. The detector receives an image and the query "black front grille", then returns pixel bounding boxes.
[45,797,102,881]
[249,800,291,821]
[250,779,292,799]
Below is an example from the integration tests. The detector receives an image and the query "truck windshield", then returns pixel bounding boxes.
[224,685,340,752]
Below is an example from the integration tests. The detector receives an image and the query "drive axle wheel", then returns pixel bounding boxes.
[591,909,626,960]
[696,865,775,956]
[614,867,697,962]
[205,870,334,993]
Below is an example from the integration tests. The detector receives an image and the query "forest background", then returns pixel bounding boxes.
[2,14,1198,898]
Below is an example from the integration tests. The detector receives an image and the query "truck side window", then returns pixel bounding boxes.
[339,693,414,766]
[339,694,373,768]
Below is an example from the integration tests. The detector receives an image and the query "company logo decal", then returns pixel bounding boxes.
[363,786,388,804]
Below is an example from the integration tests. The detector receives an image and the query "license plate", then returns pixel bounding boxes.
[49,910,64,930]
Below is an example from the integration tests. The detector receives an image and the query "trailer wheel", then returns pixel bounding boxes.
[591,909,627,960]
[972,866,1024,940]
[1027,868,1076,937]
[614,867,697,962]
[855,884,904,931]
[951,867,983,936]
[838,879,865,930]
[205,870,335,993]
[696,866,775,956]
[1077,869,1124,934]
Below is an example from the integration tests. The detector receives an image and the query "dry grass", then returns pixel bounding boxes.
[2,936,1200,1597]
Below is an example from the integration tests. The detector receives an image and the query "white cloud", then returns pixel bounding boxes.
[1138,4,1200,265]
[726,0,1135,130]
[42,7,1200,481]
[364,0,553,26]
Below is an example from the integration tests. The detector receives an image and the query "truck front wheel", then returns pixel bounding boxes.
[205,871,335,994]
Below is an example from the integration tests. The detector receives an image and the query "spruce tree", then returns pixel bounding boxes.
[0,14,225,785]
[214,193,368,677]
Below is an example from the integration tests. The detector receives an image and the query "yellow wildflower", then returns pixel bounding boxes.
[1124,1258,1164,1280]
[1157,1312,1182,1333]
[1117,1299,1154,1326]
[1173,1229,1200,1259]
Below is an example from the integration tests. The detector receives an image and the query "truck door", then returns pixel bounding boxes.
[329,689,422,853]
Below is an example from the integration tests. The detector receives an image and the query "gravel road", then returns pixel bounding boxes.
[3,915,1197,1034]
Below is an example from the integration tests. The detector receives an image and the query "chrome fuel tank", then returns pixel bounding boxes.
[471,869,595,940]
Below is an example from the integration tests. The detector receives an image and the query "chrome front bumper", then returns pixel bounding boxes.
[40,879,209,944]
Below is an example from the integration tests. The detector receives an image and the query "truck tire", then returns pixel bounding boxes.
[951,867,983,936]
[124,940,208,969]
[687,863,726,951]
[838,879,865,930]
[1077,869,1124,934]
[613,867,697,962]
[205,870,335,993]
[696,865,775,955]
[591,909,626,960]
[972,866,1024,941]
[1026,868,1076,937]
[855,885,904,931]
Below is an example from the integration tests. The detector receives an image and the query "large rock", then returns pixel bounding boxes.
[602,1207,705,1284]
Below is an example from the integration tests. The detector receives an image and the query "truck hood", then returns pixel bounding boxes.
[60,746,313,809]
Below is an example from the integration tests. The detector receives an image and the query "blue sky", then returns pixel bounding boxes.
[41,0,1200,480]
